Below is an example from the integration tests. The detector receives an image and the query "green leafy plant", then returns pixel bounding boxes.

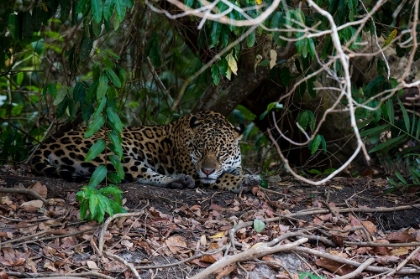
[357,78,420,188]
[76,166,126,223]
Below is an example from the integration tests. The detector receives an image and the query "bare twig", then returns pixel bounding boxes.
[335,258,376,279]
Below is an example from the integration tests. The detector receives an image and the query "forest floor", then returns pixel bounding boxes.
[1,165,420,279]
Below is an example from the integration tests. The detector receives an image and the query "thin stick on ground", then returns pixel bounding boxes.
[105,251,141,279]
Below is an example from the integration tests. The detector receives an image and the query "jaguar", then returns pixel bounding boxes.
[30,111,260,192]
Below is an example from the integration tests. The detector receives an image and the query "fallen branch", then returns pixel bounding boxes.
[295,246,420,275]
[0,187,49,204]
[190,238,308,279]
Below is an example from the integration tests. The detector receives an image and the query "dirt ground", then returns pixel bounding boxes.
[1,168,420,279]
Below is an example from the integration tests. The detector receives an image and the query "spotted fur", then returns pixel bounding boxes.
[30,111,260,191]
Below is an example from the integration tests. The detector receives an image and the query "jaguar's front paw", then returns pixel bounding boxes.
[169,174,196,189]
[241,174,262,187]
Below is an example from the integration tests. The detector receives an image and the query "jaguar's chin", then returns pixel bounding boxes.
[200,178,217,184]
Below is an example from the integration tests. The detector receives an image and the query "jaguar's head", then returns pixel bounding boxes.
[188,112,243,184]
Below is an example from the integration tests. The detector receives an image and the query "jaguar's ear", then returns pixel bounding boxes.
[190,116,201,129]
[233,124,244,140]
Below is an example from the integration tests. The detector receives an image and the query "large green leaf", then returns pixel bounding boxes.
[247,30,255,48]
[80,37,93,61]
[103,0,115,20]
[88,165,108,187]
[115,0,126,24]
[106,106,123,133]
[369,134,407,153]
[76,0,90,14]
[85,115,105,138]
[97,74,109,101]
[386,98,394,124]
[211,64,220,85]
[359,125,389,138]
[109,155,124,179]
[91,0,103,23]
[105,68,121,88]
[397,97,410,132]
[109,130,123,158]
[85,139,106,161]
[93,96,107,118]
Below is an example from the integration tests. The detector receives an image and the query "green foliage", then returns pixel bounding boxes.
[76,166,127,223]
[308,134,327,155]
[357,83,420,188]
[298,111,316,133]
[260,102,283,120]
[357,96,419,156]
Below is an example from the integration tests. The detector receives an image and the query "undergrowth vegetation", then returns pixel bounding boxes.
[1,0,419,221]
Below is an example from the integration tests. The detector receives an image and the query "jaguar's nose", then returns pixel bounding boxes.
[201,168,215,176]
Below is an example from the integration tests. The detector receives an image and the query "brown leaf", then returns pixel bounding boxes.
[362,221,377,234]
[20,200,44,212]
[372,246,390,255]
[86,260,99,270]
[331,235,344,247]
[61,236,78,248]
[216,264,236,279]
[29,181,48,198]
[390,247,409,256]
[386,231,416,243]
[315,258,354,275]
[0,196,12,205]
[190,258,210,267]
[44,260,57,271]
[209,203,224,211]
[165,235,188,254]
[121,239,134,249]
[200,255,217,264]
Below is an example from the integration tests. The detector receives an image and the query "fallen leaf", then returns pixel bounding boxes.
[331,235,344,247]
[316,258,354,275]
[44,260,57,271]
[210,231,225,239]
[390,247,409,256]
[0,196,12,205]
[190,258,210,267]
[216,264,236,279]
[362,221,377,234]
[86,260,99,270]
[29,181,48,198]
[200,235,207,246]
[386,231,416,243]
[121,239,133,249]
[20,200,44,213]
[165,235,188,254]
[200,254,217,264]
